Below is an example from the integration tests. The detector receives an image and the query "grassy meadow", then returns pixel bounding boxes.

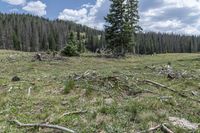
[0,50,199,133]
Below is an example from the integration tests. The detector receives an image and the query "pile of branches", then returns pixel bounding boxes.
[31,52,67,62]
[145,64,189,80]
[71,70,143,97]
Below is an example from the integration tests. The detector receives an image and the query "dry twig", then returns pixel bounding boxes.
[59,110,87,118]
[27,87,32,97]
[11,120,76,133]
[161,124,174,133]
[138,123,174,133]
[137,124,161,133]
[141,79,200,103]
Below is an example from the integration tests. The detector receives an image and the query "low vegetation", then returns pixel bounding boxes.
[0,50,199,132]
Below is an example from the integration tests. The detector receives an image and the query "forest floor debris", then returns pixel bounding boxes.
[169,117,199,130]
[145,64,189,79]
[138,123,174,133]
[32,52,67,62]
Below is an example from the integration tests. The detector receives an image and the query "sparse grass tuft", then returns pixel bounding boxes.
[99,105,118,115]
[64,79,76,94]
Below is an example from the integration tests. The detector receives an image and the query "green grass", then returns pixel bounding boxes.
[64,80,76,94]
[0,50,199,132]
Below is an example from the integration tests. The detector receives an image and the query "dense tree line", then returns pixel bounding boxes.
[0,13,200,55]
[135,32,200,54]
[0,13,105,52]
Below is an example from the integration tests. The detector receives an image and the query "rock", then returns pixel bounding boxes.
[104,98,114,105]
[169,116,199,130]
[11,76,20,82]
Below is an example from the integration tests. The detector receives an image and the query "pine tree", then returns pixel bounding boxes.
[127,0,141,54]
[105,0,140,56]
[61,32,79,56]
[105,0,126,56]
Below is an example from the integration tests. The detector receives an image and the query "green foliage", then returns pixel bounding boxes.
[64,79,75,94]
[105,0,140,56]
[61,43,79,57]
[61,32,80,56]
[0,13,104,52]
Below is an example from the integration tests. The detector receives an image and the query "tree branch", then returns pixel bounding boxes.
[59,110,87,118]
[137,124,161,133]
[11,120,76,133]
[141,79,200,103]
[138,123,174,133]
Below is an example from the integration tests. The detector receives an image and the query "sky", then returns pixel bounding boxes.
[0,0,200,35]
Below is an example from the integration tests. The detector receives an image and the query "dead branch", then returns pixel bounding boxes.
[60,110,87,118]
[137,124,161,133]
[161,124,174,133]
[138,123,174,133]
[11,120,76,133]
[27,87,32,97]
[141,79,200,103]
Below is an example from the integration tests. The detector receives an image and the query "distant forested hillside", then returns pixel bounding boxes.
[0,13,200,54]
[0,13,105,52]
[136,32,200,54]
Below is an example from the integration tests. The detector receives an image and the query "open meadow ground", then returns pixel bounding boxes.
[0,50,199,133]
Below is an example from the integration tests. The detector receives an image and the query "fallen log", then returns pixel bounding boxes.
[11,120,76,133]
[140,79,200,103]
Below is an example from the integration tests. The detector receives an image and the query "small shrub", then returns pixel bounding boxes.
[61,32,80,57]
[64,80,75,94]
[61,44,79,57]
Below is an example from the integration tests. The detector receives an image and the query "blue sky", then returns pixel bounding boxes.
[1,0,200,35]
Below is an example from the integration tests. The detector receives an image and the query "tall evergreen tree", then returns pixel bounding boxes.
[127,0,141,54]
[105,0,140,56]
[105,0,125,56]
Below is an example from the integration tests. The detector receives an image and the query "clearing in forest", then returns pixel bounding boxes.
[0,50,199,132]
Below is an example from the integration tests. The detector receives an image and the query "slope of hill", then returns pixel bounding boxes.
[0,13,105,52]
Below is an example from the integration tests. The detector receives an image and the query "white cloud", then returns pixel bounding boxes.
[2,0,25,5]
[58,0,106,29]
[139,0,200,35]
[22,1,47,16]
[58,8,88,22]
